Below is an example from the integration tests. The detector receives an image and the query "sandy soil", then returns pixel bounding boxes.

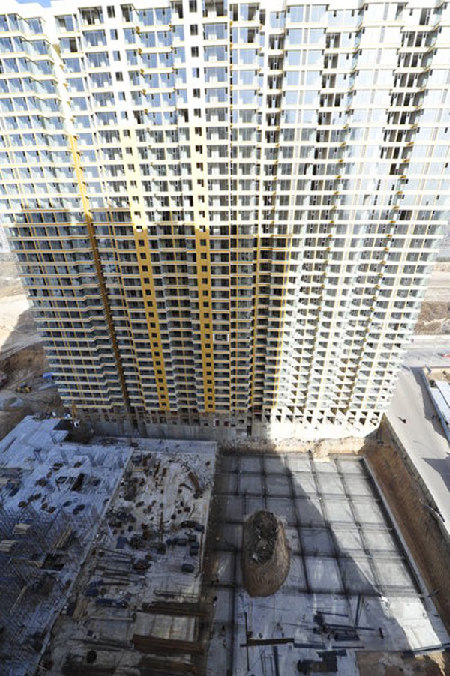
[357,650,450,675]
[0,255,61,440]
[0,254,41,355]
[0,255,26,297]
[0,343,64,440]
[415,301,450,335]
[415,263,450,335]
[0,295,41,355]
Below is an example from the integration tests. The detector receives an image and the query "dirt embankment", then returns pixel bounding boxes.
[0,253,26,297]
[0,343,64,441]
[0,253,41,355]
[0,254,63,439]
[415,301,450,335]
[364,423,450,633]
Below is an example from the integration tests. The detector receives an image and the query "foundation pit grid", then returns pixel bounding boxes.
[207,452,449,676]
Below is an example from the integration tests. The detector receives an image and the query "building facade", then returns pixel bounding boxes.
[0,0,448,439]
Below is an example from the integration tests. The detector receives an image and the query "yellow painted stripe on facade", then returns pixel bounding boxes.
[194,228,215,412]
[69,133,130,412]
[118,127,170,411]
[188,116,215,414]
[132,230,170,410]
[170,221,191,401]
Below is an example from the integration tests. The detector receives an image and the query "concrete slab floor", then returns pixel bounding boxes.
[296,495,326,526]
[323,497,355,523]
[39,435,217,675]
[284,455,313,472]
[316,472,346,495]
[239,457,262,473]
[206,452,449,676]
[266,473,291,495]
[362,529,398,553]
[305,556,343,593]
[222,471,238,493]
[301,527,335,556]
[333,527,365,553]
[266,497,297,524]
[245,495,266,515]
[345,475,374,497]
[292,471,318,494]
[0,416,130,675]
[238,472,264,494]
[353,499,386,525]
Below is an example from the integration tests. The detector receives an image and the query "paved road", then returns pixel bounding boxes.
[424,270,450,302]
[388,341,450,533]
[403,336,450,367]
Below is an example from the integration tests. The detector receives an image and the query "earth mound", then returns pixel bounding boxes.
[241,510,290,597]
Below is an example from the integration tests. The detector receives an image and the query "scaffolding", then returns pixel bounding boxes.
[0,503,94,669]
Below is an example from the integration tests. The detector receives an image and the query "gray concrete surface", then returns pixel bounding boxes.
[207,453,448,676]
[404,336,450,367]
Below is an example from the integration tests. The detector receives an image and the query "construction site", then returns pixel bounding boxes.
[0,415,217,676]
[0,417,130,674]
[0,258,449,674]
[205,450,449,675]
[0,412,449,675]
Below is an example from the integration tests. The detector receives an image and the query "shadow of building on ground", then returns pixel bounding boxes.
[199,447,449,675]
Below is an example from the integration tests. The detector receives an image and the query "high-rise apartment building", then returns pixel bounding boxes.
[1,0,448,439]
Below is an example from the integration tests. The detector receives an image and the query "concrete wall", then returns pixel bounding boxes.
[90,416,245,443]
[88,412,380,449]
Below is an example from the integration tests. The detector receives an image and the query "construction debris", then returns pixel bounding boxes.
[40,436,216,674]
[0,416,129,675]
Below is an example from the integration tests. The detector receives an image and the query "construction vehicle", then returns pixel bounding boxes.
[16,383,31,393]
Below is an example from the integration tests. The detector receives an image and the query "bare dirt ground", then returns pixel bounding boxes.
[0,254,26,297]
[357,650,450,675]
[0,296,40,355]
[0,254,63,440]
[0,253,41,355]
[364,423,450,635]
[425,267,450,302]
[0,343,64,440]
[416,263,450,335]
[415,301,450,335]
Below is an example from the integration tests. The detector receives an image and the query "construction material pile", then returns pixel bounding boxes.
[241,510,290,597]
